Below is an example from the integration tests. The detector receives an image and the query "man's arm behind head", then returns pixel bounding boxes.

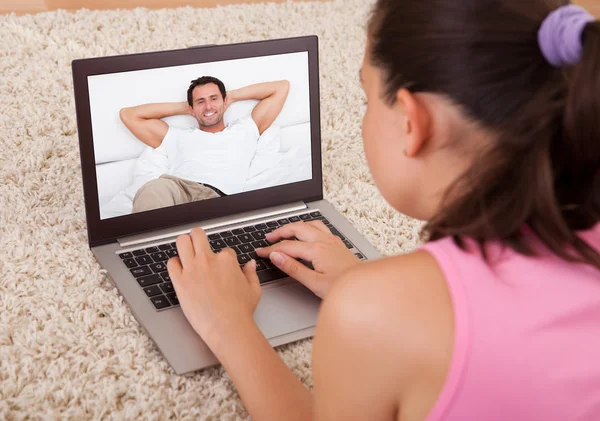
[250,80,290,135]
[120,102,189,148]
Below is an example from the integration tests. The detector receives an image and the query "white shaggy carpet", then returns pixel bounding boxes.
[0,0,423,418]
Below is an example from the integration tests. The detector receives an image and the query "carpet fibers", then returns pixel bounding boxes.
[0,1,423,418]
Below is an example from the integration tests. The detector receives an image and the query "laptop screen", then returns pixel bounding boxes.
[89,51,312,220]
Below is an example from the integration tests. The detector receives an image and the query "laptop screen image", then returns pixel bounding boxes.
[90,51,312,220]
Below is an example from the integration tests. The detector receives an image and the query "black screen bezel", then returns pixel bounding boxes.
[72,36,322,248]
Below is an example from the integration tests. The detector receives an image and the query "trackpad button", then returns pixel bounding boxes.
[254,282,321,339]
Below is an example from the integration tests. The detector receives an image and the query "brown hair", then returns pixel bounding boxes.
[187,76,227,106]
[369,0,600,269]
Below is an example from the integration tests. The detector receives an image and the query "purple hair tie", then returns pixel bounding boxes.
[538,5,595,68]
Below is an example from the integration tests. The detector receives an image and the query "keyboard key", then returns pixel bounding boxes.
[166,249,178,258]
[264,259,275,269]
[257,267,288,284]
[151,295,171,310]
[289,216,301,223]
[137,273,162,287]
[355,253,365,260]
[160,282,175,294]
[299,214,311,221]
[209,239,227,250]
[277,218,290,225]
[232,228,245,235]
[166,292,179,306]
[330,228,345,240]
[244,226,257,233]
[150,262,167,273]
[130,266,152,277]
[266,221,279,228]
[143,285,162,297]
[252,240,269,249]
[160,271,171,283]
[248,251,259,260]
[251,231,266,240]
[255,260,267,271]
[145,246,159,254]
[310,211,321,217]
[158,244,172,251]
[265,227,276,234]
[208,233,221,241]
[119,252,133,259]
[136,255,153,266]
[122,258,138,269]
[151,252,168,262]
[343,240,353,249]
[238,254,251,264]
[238,234,254,243]
[132,249,146,256]
[321,217,331,225]
[225,236,241,246]
[220,231,234,238]
[255,223,267,230]
[239,243,254,253]
[170,242,177,249]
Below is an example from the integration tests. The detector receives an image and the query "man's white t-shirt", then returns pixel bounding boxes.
[158,116,260,195]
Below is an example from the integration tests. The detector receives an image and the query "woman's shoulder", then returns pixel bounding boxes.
[314,251,455,420]
[336,249,450,301]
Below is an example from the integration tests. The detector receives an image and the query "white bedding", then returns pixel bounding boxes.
[97,122,312,219]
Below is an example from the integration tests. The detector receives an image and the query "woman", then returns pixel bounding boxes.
[167,1,600,420]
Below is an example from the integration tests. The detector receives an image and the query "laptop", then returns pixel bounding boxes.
[72,36,380,374]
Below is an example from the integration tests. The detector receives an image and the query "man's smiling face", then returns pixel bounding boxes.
[189,83,225,129]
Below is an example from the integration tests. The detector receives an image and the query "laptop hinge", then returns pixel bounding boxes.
[117,201,308,248]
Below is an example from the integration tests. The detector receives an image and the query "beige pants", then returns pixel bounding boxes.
[132,174,220,213]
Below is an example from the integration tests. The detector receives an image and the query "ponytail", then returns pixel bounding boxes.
[369,0,600,270]
[555,20,600,265]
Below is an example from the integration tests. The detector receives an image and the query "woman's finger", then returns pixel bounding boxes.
[243,260,261,289]
[255,239,316,261]
[175,234,195,268]
[266,222,328,244]
[167,256,183,280]
[305,220,331,233]
[189,228,214,259]
[269,252,324,297]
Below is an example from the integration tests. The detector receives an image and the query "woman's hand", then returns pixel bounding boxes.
[255,221,361,298]
[167,228,262,345]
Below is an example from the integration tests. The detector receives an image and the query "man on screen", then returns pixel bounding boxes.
[119,76,290,213]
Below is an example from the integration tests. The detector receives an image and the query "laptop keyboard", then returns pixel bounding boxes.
[117,211,366,311]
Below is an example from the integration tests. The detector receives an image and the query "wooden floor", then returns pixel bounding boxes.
[1,0,598,17]
[1,0,313,15]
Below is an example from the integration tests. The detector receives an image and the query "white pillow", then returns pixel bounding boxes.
[93,93,310,165]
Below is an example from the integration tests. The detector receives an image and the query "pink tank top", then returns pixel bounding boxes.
[420,224,600,421]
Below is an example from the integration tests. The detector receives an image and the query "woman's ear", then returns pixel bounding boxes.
[396,89,432,157]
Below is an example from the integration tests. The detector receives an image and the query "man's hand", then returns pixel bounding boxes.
[119,101,189,148]
[167,228,262,344]
[255,221,361,298]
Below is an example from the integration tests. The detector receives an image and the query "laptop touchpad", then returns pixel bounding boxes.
[254,282,321,339]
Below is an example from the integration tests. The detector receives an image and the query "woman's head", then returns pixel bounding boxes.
[362,0,600,266]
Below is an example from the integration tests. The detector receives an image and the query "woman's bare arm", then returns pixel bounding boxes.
[203,310,313,421]
[312,251,454,421]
